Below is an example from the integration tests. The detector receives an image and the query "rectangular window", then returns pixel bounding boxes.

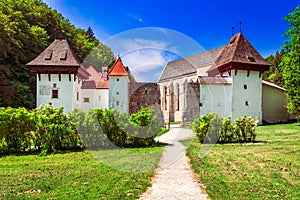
[84,97,90,103]
[245,101,249,106]
[244,84,247,89]
[116,100,119,106]
[98,96,101,101]
[77,92,79,101]
[52,89,58,98]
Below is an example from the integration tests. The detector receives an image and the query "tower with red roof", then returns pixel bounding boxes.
[108,57,129,115]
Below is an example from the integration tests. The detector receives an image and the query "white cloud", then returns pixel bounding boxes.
[128,12,143,23]
[116,39,178,82]
[105,37,179,82]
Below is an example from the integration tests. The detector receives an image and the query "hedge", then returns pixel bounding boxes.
[191,113,258,143]
[0,106,163,154]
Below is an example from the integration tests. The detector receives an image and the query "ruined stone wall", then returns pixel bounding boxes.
[184,82,200,122]
[129,83,161,115]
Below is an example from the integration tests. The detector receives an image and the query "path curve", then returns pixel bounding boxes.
[139,126,208,200]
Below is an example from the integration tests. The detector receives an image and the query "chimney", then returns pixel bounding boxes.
[102,67,108,80]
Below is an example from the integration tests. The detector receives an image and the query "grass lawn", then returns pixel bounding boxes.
[0,147,163,199]
[186,123,300,200]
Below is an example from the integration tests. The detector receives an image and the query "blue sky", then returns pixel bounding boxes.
[43,0,299,81]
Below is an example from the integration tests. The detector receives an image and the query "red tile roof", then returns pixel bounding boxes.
[107,57,128,76]
[86,66,101,82]
[96,77,109,89]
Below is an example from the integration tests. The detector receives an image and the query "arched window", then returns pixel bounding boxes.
[163,86,167,110]
[175,83,180,111]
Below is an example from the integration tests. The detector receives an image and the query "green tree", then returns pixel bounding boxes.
[263,50,285,87]
[280,5,300,114]
[0,0,114,108]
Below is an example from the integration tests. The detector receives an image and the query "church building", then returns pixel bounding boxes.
[158,33,293,124]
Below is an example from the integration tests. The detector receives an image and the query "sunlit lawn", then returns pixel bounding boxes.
[186,123,300,200]
[0,147,163,199]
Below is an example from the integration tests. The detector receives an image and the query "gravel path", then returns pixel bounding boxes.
[139,126,208,200]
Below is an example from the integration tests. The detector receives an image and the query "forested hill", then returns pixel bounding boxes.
[0,0,115,109]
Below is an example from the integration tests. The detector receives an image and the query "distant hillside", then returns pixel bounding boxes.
[0,0,115,108]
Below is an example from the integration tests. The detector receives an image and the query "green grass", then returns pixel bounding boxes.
[0,147,163,199]
[156,128,169,137]
[186,123,300,200]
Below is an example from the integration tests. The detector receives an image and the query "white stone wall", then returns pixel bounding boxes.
[231,70,262,124]
[108,76,129,115]
[200,83,232,118]
[80,89,109,111]
[262,84,290,123]
[37,74,75,113]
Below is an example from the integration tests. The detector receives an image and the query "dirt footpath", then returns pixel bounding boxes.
[139,127,208,200]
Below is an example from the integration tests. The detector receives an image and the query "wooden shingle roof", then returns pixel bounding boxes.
[26,39,90,79]
[158,46,224,82]
[208,33,270,76]
[27,39,82,67]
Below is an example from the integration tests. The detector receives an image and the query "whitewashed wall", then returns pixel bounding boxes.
[108,76,129,115]
[80,89,109,111]
[231,70,262,124]
[200,83,232,118]
[37,74,75,113]
[262,83,290,123]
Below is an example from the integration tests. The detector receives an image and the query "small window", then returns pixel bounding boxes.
[44,51,52,60]
[98,96,101,101]
[245,101,249,106]
[116,101,119,106]
[77,92,79,101]
[60,50,67,60]
[52,89,58,99]
[244,84,247,89]
[84,97,90,103]
[53,83,57,88]
[116,92,119,95]
[117,78,119,82]
[247,56,256,62]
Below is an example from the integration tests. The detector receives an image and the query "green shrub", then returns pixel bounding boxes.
[191,112,222,143]
[192,113,258,143]
[34,104,78,152]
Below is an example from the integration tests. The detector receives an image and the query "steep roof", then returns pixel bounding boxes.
[86,66,101,82]
[85,66,108,89]
[26,39,90,79]
[208,33,270,76]
[158,46,224,82]
[107,57,128,76]
[27,39,82,67]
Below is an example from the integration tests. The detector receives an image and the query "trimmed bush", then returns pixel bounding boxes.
[192,113,258,143]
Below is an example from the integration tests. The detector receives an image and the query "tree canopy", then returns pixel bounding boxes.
[280,5,300,114]
[0,0,115,108]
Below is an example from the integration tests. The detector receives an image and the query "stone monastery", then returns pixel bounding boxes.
[26,33,293,125]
